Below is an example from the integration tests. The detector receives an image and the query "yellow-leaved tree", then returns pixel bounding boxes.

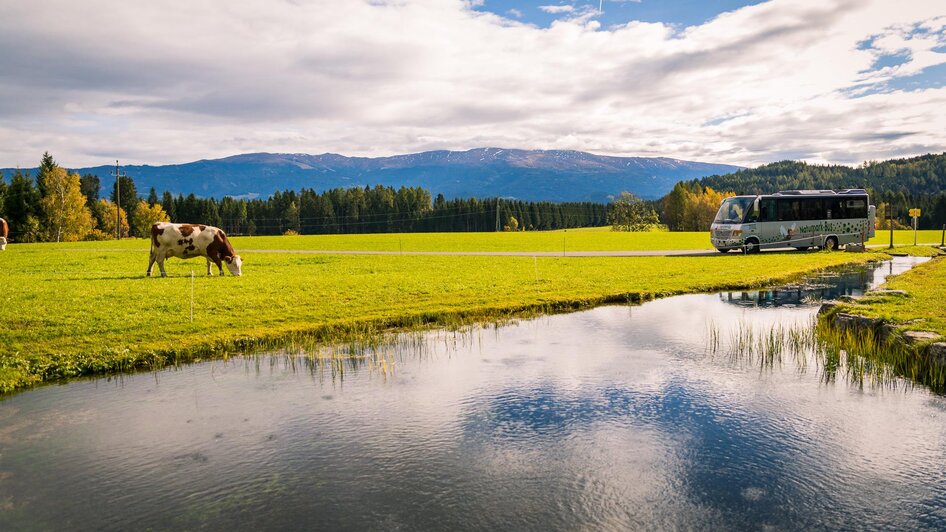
[674,186,734,231]
[40,167,94,242]
[97,199,130,239]
[132,200,170,238]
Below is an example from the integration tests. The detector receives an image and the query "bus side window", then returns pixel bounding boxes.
[759,199,776,222]
[777,199,801,221]
[831,199,846,219]
[801,198,825,220]
[847,199,867,218]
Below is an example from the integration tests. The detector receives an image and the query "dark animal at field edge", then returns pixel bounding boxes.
[0,217,8,250]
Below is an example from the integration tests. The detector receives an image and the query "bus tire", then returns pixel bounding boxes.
[744,238,760,254]
[824,236,839,251]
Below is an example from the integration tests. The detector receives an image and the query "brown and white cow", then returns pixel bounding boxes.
[0,217,8,250]
[148,222,242,277]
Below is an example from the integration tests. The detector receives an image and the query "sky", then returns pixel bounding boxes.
[0,0,944,169]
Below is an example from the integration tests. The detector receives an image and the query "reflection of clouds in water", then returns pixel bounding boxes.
[459,373,946,528]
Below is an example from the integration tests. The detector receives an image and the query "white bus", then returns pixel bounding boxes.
[710,189,875,253]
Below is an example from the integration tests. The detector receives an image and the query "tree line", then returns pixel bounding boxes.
[0,153,610,242]
[692,153,946,229]
[0,153,169,242]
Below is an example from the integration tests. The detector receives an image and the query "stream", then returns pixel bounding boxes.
[1,256,943,530]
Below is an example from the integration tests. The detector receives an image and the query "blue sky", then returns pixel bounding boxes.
[0,0,943,168]
[474,0,765,28]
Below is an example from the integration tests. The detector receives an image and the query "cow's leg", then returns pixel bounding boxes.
[147,249,157,276]
[206,258,213,276]
[213,258,225,276]
[157,252,168,277]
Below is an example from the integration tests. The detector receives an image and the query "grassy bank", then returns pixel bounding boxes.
[826,248,946,337]
[0,234,884,393]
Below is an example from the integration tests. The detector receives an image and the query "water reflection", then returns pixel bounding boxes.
[1,257,945,530]
[718,256,929,308]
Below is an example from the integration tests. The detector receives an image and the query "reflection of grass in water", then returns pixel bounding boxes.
[213,324,484,384]
[706,318,946,393]
[815,323,946,394]
[710,319,818,372]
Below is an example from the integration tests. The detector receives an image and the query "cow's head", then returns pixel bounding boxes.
[225,254,243,276]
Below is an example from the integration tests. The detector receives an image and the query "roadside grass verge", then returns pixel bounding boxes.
[0,243,884,394]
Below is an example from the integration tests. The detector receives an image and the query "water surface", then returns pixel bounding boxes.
[1,257,943,530]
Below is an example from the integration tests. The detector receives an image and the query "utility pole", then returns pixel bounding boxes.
[111,160,126,240]
[887,205,895,249]
[495,197,501,232]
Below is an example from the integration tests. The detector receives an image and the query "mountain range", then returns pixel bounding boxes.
[3,148,743,202]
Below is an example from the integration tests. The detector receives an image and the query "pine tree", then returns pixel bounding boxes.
[80,174,100,204]
[111,175,139,223]
[4,169,41,231]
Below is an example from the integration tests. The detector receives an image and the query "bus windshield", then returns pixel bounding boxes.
[714,197,755,224]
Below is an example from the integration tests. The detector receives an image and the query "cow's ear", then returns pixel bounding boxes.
[225,256,233,263]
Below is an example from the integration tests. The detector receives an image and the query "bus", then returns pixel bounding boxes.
[710,189,875,253]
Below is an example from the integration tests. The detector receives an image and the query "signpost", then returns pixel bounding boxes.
[909,208,921,246]
[886,206,897,249]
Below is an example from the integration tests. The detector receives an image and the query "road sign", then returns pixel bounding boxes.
[909,208,921,217]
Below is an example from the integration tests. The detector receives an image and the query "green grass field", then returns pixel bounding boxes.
[33,228,944,253]
[0,231,889,393]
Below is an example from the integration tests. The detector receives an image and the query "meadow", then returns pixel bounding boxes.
[24,228,946,254]
[0,229,893,393]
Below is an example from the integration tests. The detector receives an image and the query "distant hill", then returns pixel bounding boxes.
[1,148,742,202]
[692,152,946,228]
[696,153,946,198]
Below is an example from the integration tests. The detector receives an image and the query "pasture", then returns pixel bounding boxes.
[0,231,892,392]
[28,228,944,253]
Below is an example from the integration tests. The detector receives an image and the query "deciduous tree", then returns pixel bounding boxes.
[97,199,129,239]
[132,200,170,238]
[40,167,94,242]
[608,192,659,232]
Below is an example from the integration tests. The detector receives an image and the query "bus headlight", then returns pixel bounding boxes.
[732,229,743,236]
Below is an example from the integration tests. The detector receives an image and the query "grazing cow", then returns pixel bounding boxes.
[0,217,8,250]
[148,222,242,277]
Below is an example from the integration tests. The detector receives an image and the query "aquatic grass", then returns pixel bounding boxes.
[811,320,943,393]
[709,311,946,394]
[0,234,882,394]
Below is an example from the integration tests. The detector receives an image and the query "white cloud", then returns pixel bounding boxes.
[0,0,943,169]
[539,4,575,14]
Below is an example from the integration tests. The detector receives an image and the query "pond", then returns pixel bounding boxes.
[2,257,944,530]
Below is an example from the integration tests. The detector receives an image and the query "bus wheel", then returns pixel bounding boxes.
[744,238,760,254]
[824,236,839,251]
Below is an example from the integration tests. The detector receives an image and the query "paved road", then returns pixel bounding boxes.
[61,243,944,257]
[242,248,724,257]
[242,243,944,257]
